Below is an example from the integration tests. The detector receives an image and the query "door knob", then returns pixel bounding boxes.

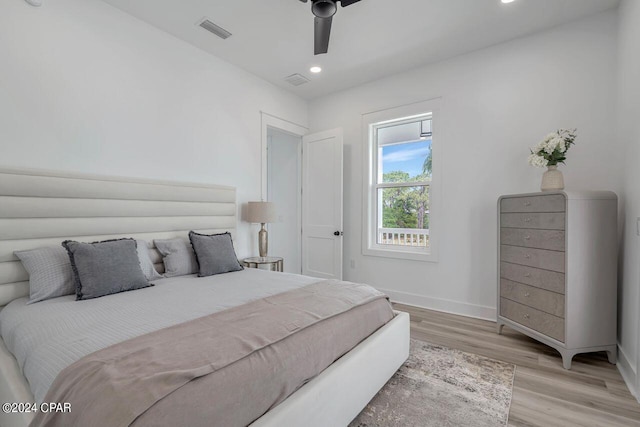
[334,231,343,236]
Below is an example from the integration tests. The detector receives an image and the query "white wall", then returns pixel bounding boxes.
[309,11,621,319]
[0,0,308,257]
[616,0,640,398]
[1,0,632,379]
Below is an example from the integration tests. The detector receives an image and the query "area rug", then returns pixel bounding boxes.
[350,340,515,427]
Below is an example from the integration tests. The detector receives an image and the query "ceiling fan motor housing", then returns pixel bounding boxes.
[312,0,337,18]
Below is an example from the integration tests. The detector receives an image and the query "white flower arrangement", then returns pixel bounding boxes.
[528,129,577,168]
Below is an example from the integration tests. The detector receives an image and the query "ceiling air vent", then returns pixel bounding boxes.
[198,18,232,40]
[284,74,310,87]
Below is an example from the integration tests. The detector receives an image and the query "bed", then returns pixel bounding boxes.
[0,167,410,427]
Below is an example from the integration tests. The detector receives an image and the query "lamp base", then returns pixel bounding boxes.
[258,224,268,258]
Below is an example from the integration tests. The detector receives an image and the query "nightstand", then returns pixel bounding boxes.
[242,256,284,272]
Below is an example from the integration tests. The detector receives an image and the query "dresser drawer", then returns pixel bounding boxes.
[500,298,565,342]
[500,262,565,294]
[500,228,565,251]
[501,212,565,230]
[500,245,565,272]
[500,279,564,317]
[500,195,566,213]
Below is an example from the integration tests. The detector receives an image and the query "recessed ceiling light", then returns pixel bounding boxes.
[310,66,322,74]
[501,0,515,3]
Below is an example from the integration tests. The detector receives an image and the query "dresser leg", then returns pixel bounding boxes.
[562,354,573,370]
[606,346,617,365]
[497,323,504,335]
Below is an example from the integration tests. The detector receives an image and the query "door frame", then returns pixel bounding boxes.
[260,112,308,200]
[260,112,308,274]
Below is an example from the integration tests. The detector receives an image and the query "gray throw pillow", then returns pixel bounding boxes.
[62,238,152,300]
[188,231,243,277]
[15,246,75,304]
[136,240,164,281]
[154,238,198,277]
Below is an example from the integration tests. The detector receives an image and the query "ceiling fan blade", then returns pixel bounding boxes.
[314,16,332,55]
[340,0,360,6]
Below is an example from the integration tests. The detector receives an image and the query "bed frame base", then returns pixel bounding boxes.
[0,339,35,427]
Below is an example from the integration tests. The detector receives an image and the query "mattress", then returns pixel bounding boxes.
[31,280,393,427]
[0,268,320,404]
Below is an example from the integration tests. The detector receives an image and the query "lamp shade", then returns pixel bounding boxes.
[247,201,277,224]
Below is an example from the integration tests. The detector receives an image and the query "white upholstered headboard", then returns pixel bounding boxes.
[0,168,237,307]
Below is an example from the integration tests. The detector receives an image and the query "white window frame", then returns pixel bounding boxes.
[362,98,442,262]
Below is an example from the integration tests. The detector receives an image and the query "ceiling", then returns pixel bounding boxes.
[101,0,619,100]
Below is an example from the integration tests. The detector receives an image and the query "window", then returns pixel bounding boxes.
[362,99,440,261]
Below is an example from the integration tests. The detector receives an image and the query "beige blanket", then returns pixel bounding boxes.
[31,280,394,427]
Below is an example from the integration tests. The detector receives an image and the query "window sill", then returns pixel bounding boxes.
[362,246,438,262]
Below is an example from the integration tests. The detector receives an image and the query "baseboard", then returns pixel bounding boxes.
[617,344,638,401]
[378,288,496,321]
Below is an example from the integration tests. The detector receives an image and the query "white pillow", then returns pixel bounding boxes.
[136,240,164,281]
[154,238,198,277]
[15,246,75,304]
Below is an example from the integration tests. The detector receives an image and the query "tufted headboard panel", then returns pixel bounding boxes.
[0,168,236,307]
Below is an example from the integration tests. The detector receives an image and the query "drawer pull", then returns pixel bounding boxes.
[524,292,530,297]
[523,314,530,319]
[524,217,532,223]
[525,253,531,259]
[524,235,531,240]
[524,272,531,277]
[524,201,531,207]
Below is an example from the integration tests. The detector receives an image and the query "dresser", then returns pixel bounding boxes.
[497,191,617,369]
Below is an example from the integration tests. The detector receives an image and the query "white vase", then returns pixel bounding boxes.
[541,165,564,191]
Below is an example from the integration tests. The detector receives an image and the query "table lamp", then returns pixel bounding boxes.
[247,201,277,258]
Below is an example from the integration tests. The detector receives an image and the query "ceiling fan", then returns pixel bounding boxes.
[299,0,362,55]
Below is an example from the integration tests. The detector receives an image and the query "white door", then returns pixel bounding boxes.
[302,128,343,279]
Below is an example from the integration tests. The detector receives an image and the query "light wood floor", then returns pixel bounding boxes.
[394,303,640,427]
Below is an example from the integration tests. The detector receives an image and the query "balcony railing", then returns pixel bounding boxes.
[378,228,429,247]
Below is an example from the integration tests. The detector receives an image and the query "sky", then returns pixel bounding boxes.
[382,139,432,178]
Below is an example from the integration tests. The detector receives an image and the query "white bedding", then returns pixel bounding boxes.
[0,269,319,404]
